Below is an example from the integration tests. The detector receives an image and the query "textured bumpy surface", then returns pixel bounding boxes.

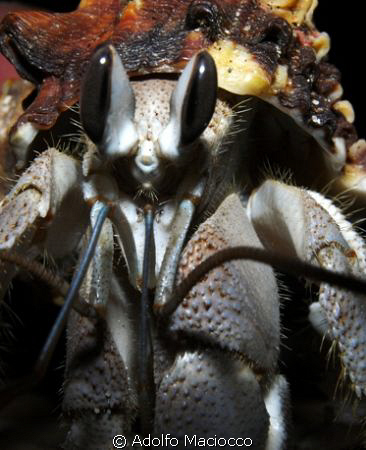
[0,147,88,297]
[249,180,366,399]
[170,194,279,371]
[64,311,135,449]
[153,194,278,445]
[155,350,269,444]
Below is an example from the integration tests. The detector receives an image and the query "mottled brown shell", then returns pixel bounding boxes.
[0,0,363,182]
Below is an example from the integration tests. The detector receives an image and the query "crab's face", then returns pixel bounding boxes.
[79,46,232,198]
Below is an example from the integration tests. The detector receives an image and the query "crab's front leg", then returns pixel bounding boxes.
[154,194,289,449]
[0,148,89,299]
[248,180,366,397]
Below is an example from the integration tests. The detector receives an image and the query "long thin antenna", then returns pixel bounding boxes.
[138,205,155,435]
[155,246,366,318]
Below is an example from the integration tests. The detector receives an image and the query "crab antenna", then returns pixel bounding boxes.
[155,246,366,318]
[0,203,110,408]
[138,205,156,434]
[80,43,138,158]
[158,51,217,160]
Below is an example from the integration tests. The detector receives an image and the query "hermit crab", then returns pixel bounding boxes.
[0,1,366,449]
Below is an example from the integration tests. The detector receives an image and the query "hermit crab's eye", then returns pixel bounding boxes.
[186,0,221,40]
[181,51,217,144]
[80,45,112,145]
[80,43,138,158]
[159,51,217,160]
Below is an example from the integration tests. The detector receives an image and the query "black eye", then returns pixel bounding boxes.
[181,51,217,145]
[185,0,221,41]
[80,44,113,145]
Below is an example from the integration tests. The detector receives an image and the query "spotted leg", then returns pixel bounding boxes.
[0,148,89,299]
[154,194,289,449]
[248,179,366,398]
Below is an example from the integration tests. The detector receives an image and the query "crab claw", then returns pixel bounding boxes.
[80,43,138,158]
[158,51,218,161]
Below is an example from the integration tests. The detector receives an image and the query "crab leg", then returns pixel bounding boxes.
[154,194,287,449]
[248,180,366,398]
[154,179,205,309]
[0,200,108,408]
[0,148,88,299]
[63,209,138,449]
[35,203,109,375]
[80,201,114,308]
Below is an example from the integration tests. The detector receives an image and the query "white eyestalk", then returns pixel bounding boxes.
[158,51,218,161]
[80,44,138,159]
